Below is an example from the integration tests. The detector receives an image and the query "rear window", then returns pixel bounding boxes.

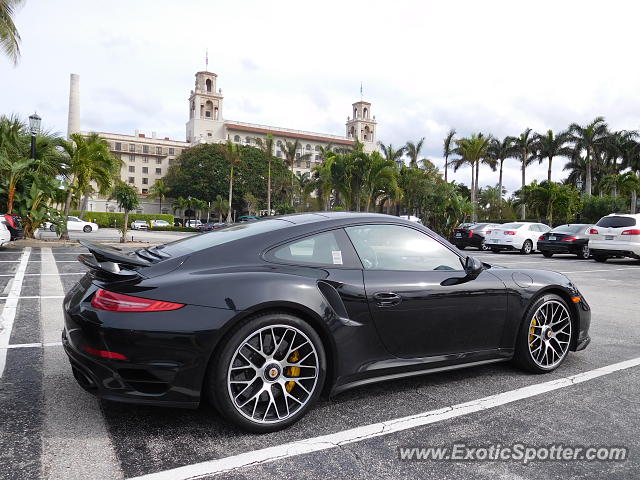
[551,224,586,234]
[501,223,523,229]
[596,216,636,228]
[158,219,290,256]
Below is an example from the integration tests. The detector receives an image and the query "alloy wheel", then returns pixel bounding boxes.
[227,325,319,424]
[580,244,590,259]
[527,300,572,369]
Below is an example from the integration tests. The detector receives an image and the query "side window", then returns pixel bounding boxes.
[528,224,538,231]
[345,224,463,271]
[271,231,345,266]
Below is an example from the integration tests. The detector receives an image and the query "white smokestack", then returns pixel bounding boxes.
[67,73,80,138]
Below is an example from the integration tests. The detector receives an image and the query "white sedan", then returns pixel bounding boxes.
[44,216,99,233]
[0,221,11,247]
[485,222,551,254]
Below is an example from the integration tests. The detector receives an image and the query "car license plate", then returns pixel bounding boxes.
[549,236,556,241]
[455,233,462,237]
[605,235,614,240]
[490,239,497,243]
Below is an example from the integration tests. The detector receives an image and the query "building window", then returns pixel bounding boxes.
[295,152,300,159]
[315,145,321,152]
[142,167,148,174]
[277,140,283,147]
[306,161,311,169]
[129,154,135,162]
[115,142,122,151]
[207,132,212,137]
[276,151,282,158]
[142,178,148,185]
[169,147,175,155]
[143,156,149,163]
[154,158,161,165]
[143,145,149,153]
[169,159,175,165]
[296,160,301,168]
[156,146,162,155]
[129,144,136,152]
[155,168,161,174]
[315,154,320,161]
[305,144,311,150]
[142,188,148,194]
[234,135,240,142]
[129,166,135,173]
[128,177,134,184]
[245,136,251,144]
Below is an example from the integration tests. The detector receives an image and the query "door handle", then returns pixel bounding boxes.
[373,292,402,307]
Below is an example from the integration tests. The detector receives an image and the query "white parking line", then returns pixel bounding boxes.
[0,296,65,300]
[130,356,640,480]
[0,273,84,277]
[0,341,63,349]
[0,247,31,377]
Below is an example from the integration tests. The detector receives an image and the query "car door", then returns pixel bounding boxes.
[67,216,81,231]
[345,224,508,359]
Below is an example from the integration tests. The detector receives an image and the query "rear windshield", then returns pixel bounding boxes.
[501,223,523,229]
[158,219,290,256]
[551,224,587,234]
[596,216,636,228]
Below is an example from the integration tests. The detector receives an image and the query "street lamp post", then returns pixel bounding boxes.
[28,112,41,159]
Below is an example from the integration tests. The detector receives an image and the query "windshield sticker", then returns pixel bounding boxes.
[332,250,343,265]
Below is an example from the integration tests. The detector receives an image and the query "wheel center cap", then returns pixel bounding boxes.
[546,329,554,339]
[264,363,281,381]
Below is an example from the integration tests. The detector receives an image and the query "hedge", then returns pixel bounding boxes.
[69,211,174,228]
[150,226,199,232]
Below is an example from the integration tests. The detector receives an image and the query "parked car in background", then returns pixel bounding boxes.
[451,222,501,251]
[1,214,24,240]
[588,213,640,262]
[186,220,202,228]
[130,220,149,230]
[0,221,11,247]
[398,215,423,224]
[485,222,551,254]
[43,216,99,233]
[150,219,171,228]
[197,222,217,232]
[237,215,260,222]
[537,224,592,259]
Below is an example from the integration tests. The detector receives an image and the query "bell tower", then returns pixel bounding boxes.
[186,70,226,144]
[346,101,376,153]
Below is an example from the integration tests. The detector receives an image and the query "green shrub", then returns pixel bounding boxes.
[149,226,199,232]
[70,211,174,228]
[580,196,628,224]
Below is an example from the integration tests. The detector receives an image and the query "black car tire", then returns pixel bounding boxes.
[49,224,56,232]
[521,240,533,255]
[83,225,92,233]
[578,244,590,260]
[513,293,572,373]
[594,255,607,263]
[542,251,553,258]
[480,240,490,251]
[208,312,326,433]
[458,245,465,250]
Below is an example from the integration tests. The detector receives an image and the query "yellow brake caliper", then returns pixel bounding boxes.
[529,318,537,346]
[285,350,300,393]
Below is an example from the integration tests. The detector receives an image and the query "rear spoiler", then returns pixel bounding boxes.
[78,241,150,276]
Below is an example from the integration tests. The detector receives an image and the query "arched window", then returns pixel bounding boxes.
[315,145,321,151]
[205,79,212,92]
[305,144,311,150]
[354,108,358,118]
[234,135,240,142]
[364,125,370,140]
[214,107,219,120]
[277,140,283,147]
[245,136,251,144]
[205,100,213,118]
[363,107,368,119]
[349,126,355,138]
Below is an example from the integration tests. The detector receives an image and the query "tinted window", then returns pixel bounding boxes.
[551,224,587,234]
[501,223,523,229]
[272,231,343,266]
[160,219,289,256]
[596,216,636,228]
[346,225,462,271]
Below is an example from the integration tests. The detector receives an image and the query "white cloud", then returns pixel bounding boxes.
[2,0,639,193]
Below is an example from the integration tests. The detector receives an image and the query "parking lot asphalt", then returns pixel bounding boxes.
[0,246,639,479]
[35,227,193,245]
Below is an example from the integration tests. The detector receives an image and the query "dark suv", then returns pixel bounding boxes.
[451,222,501,250]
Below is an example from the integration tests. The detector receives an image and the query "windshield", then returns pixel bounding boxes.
[158,219,290,256]
[551,224,587,234]
[596,216,636,228]
[501,223,523,229]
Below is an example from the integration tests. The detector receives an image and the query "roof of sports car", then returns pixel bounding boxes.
[274,212,396,225]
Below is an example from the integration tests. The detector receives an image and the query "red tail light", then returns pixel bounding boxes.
[91,288,185,312]
[486,230,491,235]
[621,229,640,235]
[468,229,474,238]
[83,346,128,360]
[539,235,546,241]
[589,228,599,235]
[504,231,516,235]
[561,236,577,242]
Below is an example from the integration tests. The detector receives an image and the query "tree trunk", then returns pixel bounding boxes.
[121,210,129,243]
[267,158,271,215]
[585,151,592,196]
[227,167,234,223]
[547,156,552,183]
[470,161,477,222]
[498,160,504,220]
[6,185,16,214]
[79,192,89,220]
[631,190,637,214]
[444,155,448,182]
[521,156,527,219]
[59,189,74,240]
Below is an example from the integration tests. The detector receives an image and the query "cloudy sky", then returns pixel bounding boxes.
[3,0,640,193]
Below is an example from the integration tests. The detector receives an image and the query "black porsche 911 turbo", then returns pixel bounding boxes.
[63,212,591,432]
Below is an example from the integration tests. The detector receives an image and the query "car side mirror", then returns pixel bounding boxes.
[464,256,483,277]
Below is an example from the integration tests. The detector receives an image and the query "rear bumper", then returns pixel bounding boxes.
[486,241,521,251]
[590,240,640,258]
[452,237,483,248]
[537,241,581,254]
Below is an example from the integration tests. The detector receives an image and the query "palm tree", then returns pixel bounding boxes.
[452,134,491,222]
[619,171,640,214]
[59,133,121,237]
[405,137,425,168]
[294,171,314,211]
[111,181,140,243]
[311,155,335,211]
[512,128,537,218]
[211,194,229,222]
[567,117,609,196]
[443,128,456,182]
[0,157,33,213]
[254,134,275,215]
[281,140,311,206]
[361,152,396,212]
[533,129,571,183]
[0,0,23,65]
[487,136,514,218]
[221,139,241,222]
[172,196,189,222]
[148,178,169,214]
[379,143,405,167]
